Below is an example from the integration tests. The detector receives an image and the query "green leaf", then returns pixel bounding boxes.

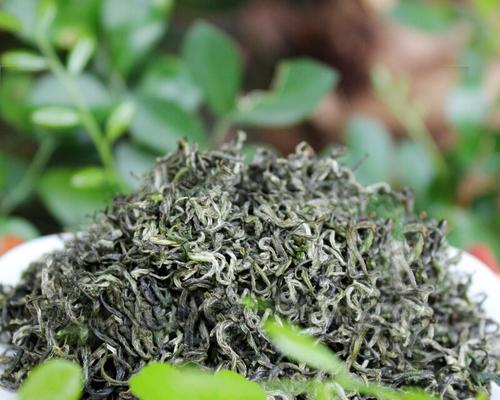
[38,168,112,227]
[389,0,457,32]
[264,320,349,379]
[1,50,47,72]
[394,141,435,193]
[67,36,96,75]
[102,0,171,28]
[445,85,490,130]
[31,106,80,129]
[18,359,83,400]
[183,21,242,115]
[106,100,136,143]
[343,115,394,185]
[3,0,99,47]
[3,0,38,41]
[473,371,500,386]
[0,10,22,33]
[37,0,58,31]
[0,217,39,240]
[30,74,111,115]
[129,362,265,400]
[138,55,202,112]
[0,72,34,132]
[114,142,156,190]
[130,95,206,153]
[102,0,173,76]
[51,0,100,49]
[70,166,107,189]
[108,22,165,76]
[230,59,337,127]
[0,152,27,196]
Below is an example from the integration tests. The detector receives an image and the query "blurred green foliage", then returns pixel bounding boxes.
[0,0,498,258]
[0,0,336,235]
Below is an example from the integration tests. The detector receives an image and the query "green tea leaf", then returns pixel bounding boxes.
[183,21,242,115]
[106,100,136,143]
[445,85,490,130]
[138,55,202,112]
[389,0,457,32]
[1,50,47,72]
[102,0,173,76]
[0,217,39,240]
[37,0,58,31]
[114,142,156,190]
[265,320,348,378]
[0,10,22,33]
[18,359,83,400]
[2,0,38,41]
[30,74,111,115]
[343,115,394,185]
[102,0,171,28]
[67,36,96,75]
[473,371,500,386]
[51,0,100,49]
[70,166,107,189]
[0,72,34,132]
[129,362,265,400]
[0,152,27,196]
[38,168,112,227]
[130,95,206,153]
[231,59,337,127]
[31,106,80,129]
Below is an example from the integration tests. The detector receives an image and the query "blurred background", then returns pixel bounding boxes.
[0,0,498,272]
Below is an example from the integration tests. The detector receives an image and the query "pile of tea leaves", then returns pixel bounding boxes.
[0,136,498,399]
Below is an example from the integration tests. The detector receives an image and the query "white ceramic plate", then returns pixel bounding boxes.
[0,236,498,399]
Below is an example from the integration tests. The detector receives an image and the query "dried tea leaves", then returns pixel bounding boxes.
[0,137,498,399]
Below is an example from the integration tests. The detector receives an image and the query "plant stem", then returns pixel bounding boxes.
[34,27,124,191]
[0,136,55,215]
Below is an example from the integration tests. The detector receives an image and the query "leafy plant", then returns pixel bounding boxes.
[0,0,336,233]
[338,65,498,257]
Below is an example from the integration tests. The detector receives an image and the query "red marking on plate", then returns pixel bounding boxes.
[468,244,499,275]
[0,235,24,256]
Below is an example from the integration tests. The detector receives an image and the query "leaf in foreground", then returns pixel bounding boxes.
[18,359,83,400]
[264,319,348,379]
[129,362,265,400]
